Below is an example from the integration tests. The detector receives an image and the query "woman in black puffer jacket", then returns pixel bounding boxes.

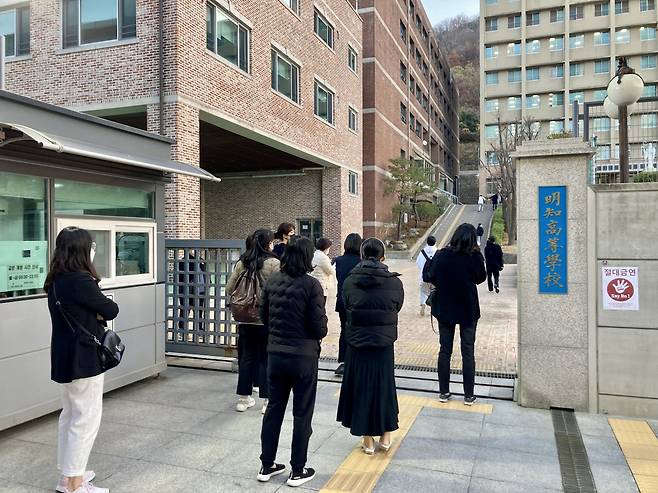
[258,236,328,488]
[337,238,404,455]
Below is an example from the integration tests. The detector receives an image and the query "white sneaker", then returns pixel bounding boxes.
[56,472,96,493]
[261,399,268,415]
[63,481,108,493]
[236,395,255,412]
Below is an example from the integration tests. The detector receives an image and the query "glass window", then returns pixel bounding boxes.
[615,0,629,14]
[508,69,521,82]
[0,172,48,299]
[597,145,611,160]
[550,92,565,106]
[550,8,564,22]
[569,5,584,20]
[593,117,611,131]
[594,31,610,45]
[409,113,415,131]
[595,59,610,74]
[400,102,407,123]
[348,46,358,73]
[486,72,499,85]
[643,84,657,97]
[271,49,299,103]
[485,17,498,31]
[550,121,565,134]
[640,27,657,41]
[54,180,154,218]
[593,89,607,101]
[400,20,407,43]
[282,0,299,14]
[486,152,499,165]
[1,6,29,56]
[570,62,584,76]
[526,11,540,26]
[508,14,521,29]
[348,172,358,195]
[641,0,655,11]
[314,10,334,49]
[595,2,609,15]
[400,61,407,82]
[116,232,149,276]
[616,29,630,44]
[486,0,498,4]
[485,125,499,139]
[526,39,540,54]
[641,113,658,128]
[526,67,540,81]
[551,64,564,78]
[348,107,358,132]
[641,55,657,69]
[507,41,521,56]
[485,45,498,59]
[207,4,250,72]
[0,10,16,57]
[314,81,334,124]
[550,36,564,51]
[485,99,499,113]
[507,96,521,110]
[526,94,540,109]
[63,0,136,48]
[569,92,584,104]
[570,34,584,49]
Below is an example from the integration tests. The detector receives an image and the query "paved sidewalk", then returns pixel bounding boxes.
[0,366,652,492]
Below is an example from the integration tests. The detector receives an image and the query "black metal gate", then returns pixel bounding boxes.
[165,239,245,357]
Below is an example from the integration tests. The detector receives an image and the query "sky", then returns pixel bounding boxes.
[423,0,480,26]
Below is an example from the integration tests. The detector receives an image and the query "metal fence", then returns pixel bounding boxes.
[165,239,245,357]
[583,97,658,184]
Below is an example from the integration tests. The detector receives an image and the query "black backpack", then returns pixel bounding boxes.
[421,250,434,283]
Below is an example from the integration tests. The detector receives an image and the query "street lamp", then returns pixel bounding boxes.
[603,57,645,183]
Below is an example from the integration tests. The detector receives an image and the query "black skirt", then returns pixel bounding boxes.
[337,345,399,436]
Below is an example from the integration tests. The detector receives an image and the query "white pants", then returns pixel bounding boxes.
[478,204,483,212]
[477,236,482,246]
[58,373,104,477]
[419,281,433,305]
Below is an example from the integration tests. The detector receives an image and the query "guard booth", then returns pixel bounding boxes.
[0,90,217,431]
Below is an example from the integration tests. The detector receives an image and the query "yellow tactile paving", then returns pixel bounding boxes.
[320,394,491,493]
[609,418,658,493]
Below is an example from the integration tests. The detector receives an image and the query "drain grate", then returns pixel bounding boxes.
[552,408,597,493]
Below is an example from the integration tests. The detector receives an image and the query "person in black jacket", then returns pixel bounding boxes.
[484,235,504,293]
[337,238,404,455]
[272,222,295,259]
[257,236,328,488]
[332,233,363,376]
[45,227,119,493]
[476,223,485,246]
[428,223,487,406]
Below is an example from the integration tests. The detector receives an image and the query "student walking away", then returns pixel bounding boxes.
[484,236,504,293]
[476,223,485,247]
[45,227,119,493]
[333,233,363,376]
[177,250,206,331]
[227,229,280,414]
[490,193,499,210]
[337,238,404,454]
[477,194,485,212]
[310,237,336,302]
[416,235,437,316]
[272,222,295,259]
[258,236,328,488]
[428,223,486,406]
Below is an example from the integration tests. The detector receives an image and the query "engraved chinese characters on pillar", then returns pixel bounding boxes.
[539,187,568,294]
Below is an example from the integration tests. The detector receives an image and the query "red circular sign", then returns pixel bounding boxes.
[607,278,635,302]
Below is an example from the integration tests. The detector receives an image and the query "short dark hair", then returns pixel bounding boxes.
[449,223,477,255]
[281,235,314,277]
[343,233,363,255]
[274,222,295,240]
[488,235,497,243]
[44,226,101,291]
[316,237,332,251]
[427,235,436,246]
[361,237,386,260]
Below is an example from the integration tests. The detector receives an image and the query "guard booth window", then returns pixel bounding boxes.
[298,219,322,245]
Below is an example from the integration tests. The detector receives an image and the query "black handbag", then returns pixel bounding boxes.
[52,284,125,372]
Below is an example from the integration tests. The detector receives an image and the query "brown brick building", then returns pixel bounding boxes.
[2,0,362,246]
[358,0,460,239]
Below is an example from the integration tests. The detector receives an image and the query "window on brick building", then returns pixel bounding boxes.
[409,113,415,131]
[595,2,609,16]
[348,107,358,132]
[400,103,407,124]
[348,46,358,74]
[63,0,136,48]
[615,0,629,14]
[314,10,334,49]
[400,20,407,44]
[0,5,29,57]
[348,171,358,195]
[206,4,250,72]
[271,49,299,103]
[641,0,656,11]
[281,0,299,15]
[400,61,407,82]
[314,81,334,125]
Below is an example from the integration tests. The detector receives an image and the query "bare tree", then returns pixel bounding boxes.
[480,116,540,245]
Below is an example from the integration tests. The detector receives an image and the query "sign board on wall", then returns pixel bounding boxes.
[538,186,568,294]
[0,241,48,293]
[602,266,639,311]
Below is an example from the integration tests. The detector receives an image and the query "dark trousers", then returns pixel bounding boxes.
[236,324,268,398]
[437,322,477,398]
[261,353,318,473]
[487,269,500,291]
[178,297,206,331]
[337,307,347,363]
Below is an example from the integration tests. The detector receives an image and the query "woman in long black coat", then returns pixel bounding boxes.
[428,223,487,406]
[337,238,404,454]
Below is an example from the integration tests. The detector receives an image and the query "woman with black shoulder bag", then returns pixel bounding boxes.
[45,227,120,493]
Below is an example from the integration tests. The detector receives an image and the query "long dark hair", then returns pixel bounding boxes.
[274,222,295,241]
[343,233,363,256]
[240,229,274,274]
[361,237,386,261]
[44,227,101,291]
[449,223,477,255]
[281,235,314,277]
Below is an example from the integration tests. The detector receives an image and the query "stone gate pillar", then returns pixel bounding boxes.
[513,138,595,411]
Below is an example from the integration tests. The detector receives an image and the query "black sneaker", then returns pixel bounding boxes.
[439,392,452,403]
[287,468,316,487]
[464,396,477,406]
[495,286,500,293]
[334,363,345,376]
[257,463,286,482]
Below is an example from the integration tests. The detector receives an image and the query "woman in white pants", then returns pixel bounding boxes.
[45,227,119,493]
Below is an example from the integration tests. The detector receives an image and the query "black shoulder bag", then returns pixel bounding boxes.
[52,283,125,373]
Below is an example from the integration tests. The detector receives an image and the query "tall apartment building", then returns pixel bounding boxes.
[1,0,362,247]
[480,0,658,193]
[358,0,460,239]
